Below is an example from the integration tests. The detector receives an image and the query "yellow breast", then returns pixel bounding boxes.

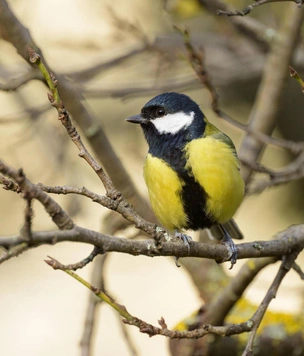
[143,154,187,231]
[185,136,244,224]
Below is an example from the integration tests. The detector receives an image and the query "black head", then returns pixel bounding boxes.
[127,92,206,139]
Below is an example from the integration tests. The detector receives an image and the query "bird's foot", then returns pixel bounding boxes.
[221,228,237,269]
[174,230,192,268]
[174,230,192,251]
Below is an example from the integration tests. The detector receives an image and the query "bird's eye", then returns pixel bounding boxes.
[156,108,165,117]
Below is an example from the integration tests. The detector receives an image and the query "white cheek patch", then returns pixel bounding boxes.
[152,111,194,134]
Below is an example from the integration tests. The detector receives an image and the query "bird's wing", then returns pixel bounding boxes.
[204,121,238,158]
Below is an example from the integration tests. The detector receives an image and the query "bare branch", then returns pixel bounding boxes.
[239,5,304,183]
[242,251,300,355]
[0,69,43,91]
[0,160,74,230]
[45,251,301,342]
[0,0,153,225]
[0,174,21,192]
[175,27,220,114]
[247,151,304,194]
[80,255,107,356]
[218,0,304,17]
[0,104,50,125]
[20,195,33,241]
[198,0,271,50]
[205,257,277,325]
[292,261,304,279]
[47,247,102,271]
[1,224,304,265]
[46,256,254,339]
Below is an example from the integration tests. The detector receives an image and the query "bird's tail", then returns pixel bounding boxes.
[209,219,244,240]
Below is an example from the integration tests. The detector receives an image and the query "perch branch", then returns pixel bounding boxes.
[1,224,304,265]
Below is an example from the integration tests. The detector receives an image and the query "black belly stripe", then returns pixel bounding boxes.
[180,170,214,230]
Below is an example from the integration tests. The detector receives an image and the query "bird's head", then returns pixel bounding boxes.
[126,92,206,141]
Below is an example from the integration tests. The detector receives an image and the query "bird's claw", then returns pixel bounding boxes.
[174,231,192,252]
[221,230,237,269]
[174,257,181,268]
[174,231,192,268]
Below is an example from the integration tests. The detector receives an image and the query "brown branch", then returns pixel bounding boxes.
[67,45,147,82]
[80,207,139,356]
[238,5,304,184]
[46,255,255,339]
[0,174,21,192]
[0,161,161,249]
[292,261,304,279]
[0,104,51,125]
[247,150,304,194]
[1,224,304,265]
[0,160,74,230]
[218,0,304,17]
[37,183,161,241]
[0,69,43,91]
[198,0,271,51]
[204,257,277,326]
[0,0,153,225]
[80,254,108,356]
[20,194,33,241]
[47,247,102,271]
[242,251,301,355]
[45,252,301,343]
[177,26,304,170]
[176,27,220,114]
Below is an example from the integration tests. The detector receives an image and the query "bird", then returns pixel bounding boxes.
[126,92,244,268]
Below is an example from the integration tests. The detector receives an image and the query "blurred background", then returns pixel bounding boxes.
[0,0,304,355]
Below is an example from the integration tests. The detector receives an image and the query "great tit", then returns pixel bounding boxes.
[126,92,244,267]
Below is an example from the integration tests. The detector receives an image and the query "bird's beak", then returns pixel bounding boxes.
[126,114,148,124]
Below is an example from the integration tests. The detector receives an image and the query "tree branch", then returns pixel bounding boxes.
[242,250,301,355]
[0,159,74,230]
[238,5,304,183]
[1,224,304,265]
[0,0,154,224]
[217,0,304,17]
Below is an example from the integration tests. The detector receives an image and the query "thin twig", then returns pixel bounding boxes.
[292,261,304,280]
[0,104,51,124]
[247,150,304,194]
[176,28,304,159]
[289,65,304,92]
[175,27,220,114]
[45,256,255,339]
[204,257,277,325]
[80,255,107,356]
[20,195,33,241]
[45,252,301,343]
[0,69,43,91]
[242,251,301,355]
[217,0,304,17]
[0,160,74,230]
[0,174,21,192]
[28,48,115,196]
[47,247,102,271]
